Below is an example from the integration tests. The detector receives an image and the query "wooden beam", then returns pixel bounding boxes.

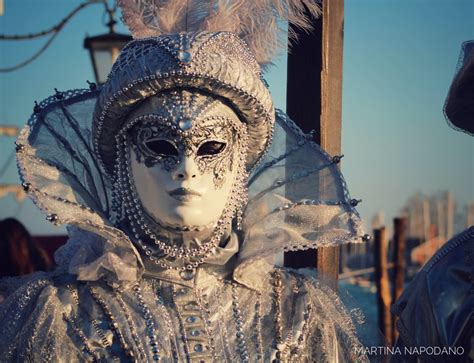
[374,227,392,346]
[284,0,344,283]
[392,217,407,342]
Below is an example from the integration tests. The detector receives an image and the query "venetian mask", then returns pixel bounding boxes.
[120,89,248,231]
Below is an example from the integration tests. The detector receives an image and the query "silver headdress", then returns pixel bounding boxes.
[15,0,365,281]
[93,31,273,176]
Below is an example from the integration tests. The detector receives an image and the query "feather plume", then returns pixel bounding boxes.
[117,0,321,67]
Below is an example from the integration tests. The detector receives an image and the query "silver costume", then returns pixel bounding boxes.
[1,2,369,361]
[1,231,366,362]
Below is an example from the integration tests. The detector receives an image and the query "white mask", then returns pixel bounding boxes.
[119,90,248,232]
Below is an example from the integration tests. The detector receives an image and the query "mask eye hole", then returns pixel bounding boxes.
[145,140,179,156]
[197,141,226,156]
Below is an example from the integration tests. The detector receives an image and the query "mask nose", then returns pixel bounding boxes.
[172,156,198,180]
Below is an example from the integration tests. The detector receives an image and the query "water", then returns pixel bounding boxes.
[339,280,385,347]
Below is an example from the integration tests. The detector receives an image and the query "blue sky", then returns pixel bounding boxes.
[0,0,473,235]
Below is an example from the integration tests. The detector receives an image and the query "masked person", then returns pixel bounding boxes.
[0,1,369,361]
[391,41,474,363]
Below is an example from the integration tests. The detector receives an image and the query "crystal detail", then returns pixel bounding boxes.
[194,343,203,352]
[178,118,193,130]
[186,316,198,323]
[178,50,192,63]
[190,329,200,336]
[179,270,195,281]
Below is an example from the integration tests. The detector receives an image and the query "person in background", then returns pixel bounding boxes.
[391,41,474,363]
[0,218,52,278]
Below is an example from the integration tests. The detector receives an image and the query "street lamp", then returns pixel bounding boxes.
[83,4,132,85]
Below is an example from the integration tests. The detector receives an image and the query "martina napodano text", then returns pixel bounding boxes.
[355,346,465,356]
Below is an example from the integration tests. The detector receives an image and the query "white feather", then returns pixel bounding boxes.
[117,0,321,67]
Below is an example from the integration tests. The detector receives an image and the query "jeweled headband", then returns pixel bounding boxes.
[125,89,246,189]
[92,31,275,177]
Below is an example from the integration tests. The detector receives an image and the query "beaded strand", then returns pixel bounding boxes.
[62,313,100,361]
[112,287,147,361]
[154,281,180,362]
[271,270,285,362]
[230,282,250,362]
[132,283,162,361]
[253,291,264,361]
[66,284,113,355]
[88,286,137,361]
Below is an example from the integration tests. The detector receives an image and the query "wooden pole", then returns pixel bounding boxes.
[392,217,406,342]
[374,227,392,345]
[284,0,344,285]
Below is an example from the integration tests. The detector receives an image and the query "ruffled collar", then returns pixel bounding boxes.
[17,89,365,291]
[55,225,271,291]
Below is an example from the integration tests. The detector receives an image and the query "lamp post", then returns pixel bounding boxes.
[83,3,132,85]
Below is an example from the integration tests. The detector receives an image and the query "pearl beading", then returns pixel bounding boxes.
[88,286,137,361]
[230,282,250,362]
[271,270,285,362]
[62,313,101,361]
[132,283,162,361]
[66,284,113,354]
[113,287,147,361]
[253,292,264,361]
[153,281,180,361]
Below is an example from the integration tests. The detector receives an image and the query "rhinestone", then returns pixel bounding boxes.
[178,50,192,63]
[190,329,200,336]
[46,214,59,224]
[350,198,362,207]
[178,118,193,130]
[194,343,203,352]
[22,182,31,192]
[186,316,198,323]
[332,154,344,164]
[179,269,195,280]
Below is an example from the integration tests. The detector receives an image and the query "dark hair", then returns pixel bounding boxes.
[0,218,51,277]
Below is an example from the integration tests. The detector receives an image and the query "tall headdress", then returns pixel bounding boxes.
[95,0,322,175]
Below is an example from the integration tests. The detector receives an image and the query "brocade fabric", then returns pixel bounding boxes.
[0,264,367,362]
